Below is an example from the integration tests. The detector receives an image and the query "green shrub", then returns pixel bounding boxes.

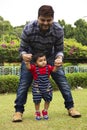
[63,62,73,67]
[0,38,87,63]
[0,73,87,93]
[66,72,87,89]
[64,39,87,59]
[0,40,20,63]
[0,75,19,93]
[50,76,58,90]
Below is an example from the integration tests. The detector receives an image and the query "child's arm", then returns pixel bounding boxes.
[52,58,63,72]
[25,61,31,70]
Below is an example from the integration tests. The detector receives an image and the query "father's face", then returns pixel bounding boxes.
[38,16,53,31]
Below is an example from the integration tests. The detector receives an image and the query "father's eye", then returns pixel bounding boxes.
[40,18,52,22]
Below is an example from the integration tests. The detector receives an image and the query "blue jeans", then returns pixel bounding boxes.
[14,61,74,113]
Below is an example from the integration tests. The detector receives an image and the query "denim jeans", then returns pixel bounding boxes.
[14,61,74,113]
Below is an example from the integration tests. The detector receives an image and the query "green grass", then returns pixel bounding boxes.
[0,89,87,130]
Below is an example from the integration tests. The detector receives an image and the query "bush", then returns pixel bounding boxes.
[0,38,87,63]
[64,39,87,59]
[66,72,87,89]
[63,62,73,67]
[0,73,87,93]
[0,75,19,93]
[50,76,58,90]
[0,40,20,63]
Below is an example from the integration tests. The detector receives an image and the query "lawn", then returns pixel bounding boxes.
[0,89,87,130]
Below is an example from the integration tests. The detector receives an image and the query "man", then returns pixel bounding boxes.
[12,5,81,122]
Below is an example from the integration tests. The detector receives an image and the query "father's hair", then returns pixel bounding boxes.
[32,53,46,63]
[38,5,54,18]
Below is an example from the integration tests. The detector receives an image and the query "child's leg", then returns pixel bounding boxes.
[34,103,42,120]
[42,90,53,119]
[44,101,50,111]
[42,101,50,120]
[35,103,40,112]
[32,85,42,120]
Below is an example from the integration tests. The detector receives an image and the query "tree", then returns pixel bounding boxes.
[74,19,87,45]
[0,16,4,21]
[13,25,24,40]
[58,19,75,39]
[58,19,65,27]
[0,16,14,42]
[64,24,75,39]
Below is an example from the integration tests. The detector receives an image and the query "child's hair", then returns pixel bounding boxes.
[32,53,46,63]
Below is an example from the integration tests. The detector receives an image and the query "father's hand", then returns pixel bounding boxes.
[22,54,32,62]
[55,56,63,66]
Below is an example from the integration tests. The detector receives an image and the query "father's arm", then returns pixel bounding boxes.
[19,24,32,62]
[54,26,64,63]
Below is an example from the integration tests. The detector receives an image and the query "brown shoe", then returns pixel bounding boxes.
[68,108,81,118]
[12,112,23,122]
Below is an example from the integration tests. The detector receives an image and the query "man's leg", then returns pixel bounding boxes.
[51,66,81,118]
[12,61,33,122]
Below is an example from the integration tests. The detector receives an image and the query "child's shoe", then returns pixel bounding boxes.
[42,110,49,120]
[35,111,41,120]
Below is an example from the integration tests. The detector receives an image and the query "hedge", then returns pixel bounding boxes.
[66,72,87,89]
[0,39,87,63]
[0,73,87,93]
[0,75,19,93]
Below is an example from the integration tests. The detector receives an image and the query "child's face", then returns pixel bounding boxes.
[36,56,47,67]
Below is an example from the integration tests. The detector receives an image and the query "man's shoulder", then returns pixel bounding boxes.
[23,20,38,33]
[27,20,38,27]
[52,22,63,30]
[51,22,64,35]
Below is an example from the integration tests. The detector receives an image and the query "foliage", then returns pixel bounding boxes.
[66,72,87,89]
[59,19,87,45]
[0,18,14,42]
[1,16,87,46]
[0,75,19,93]
[0,16,24,42]
[64,38,87,59]
[63,62,73,67]
[64,24,75,39]
[0,16,87,63]
[0,73,87,93]
[0,40,20,63]
[0,38,87,63]
[74,19,87,45]
[14,25,24,39]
